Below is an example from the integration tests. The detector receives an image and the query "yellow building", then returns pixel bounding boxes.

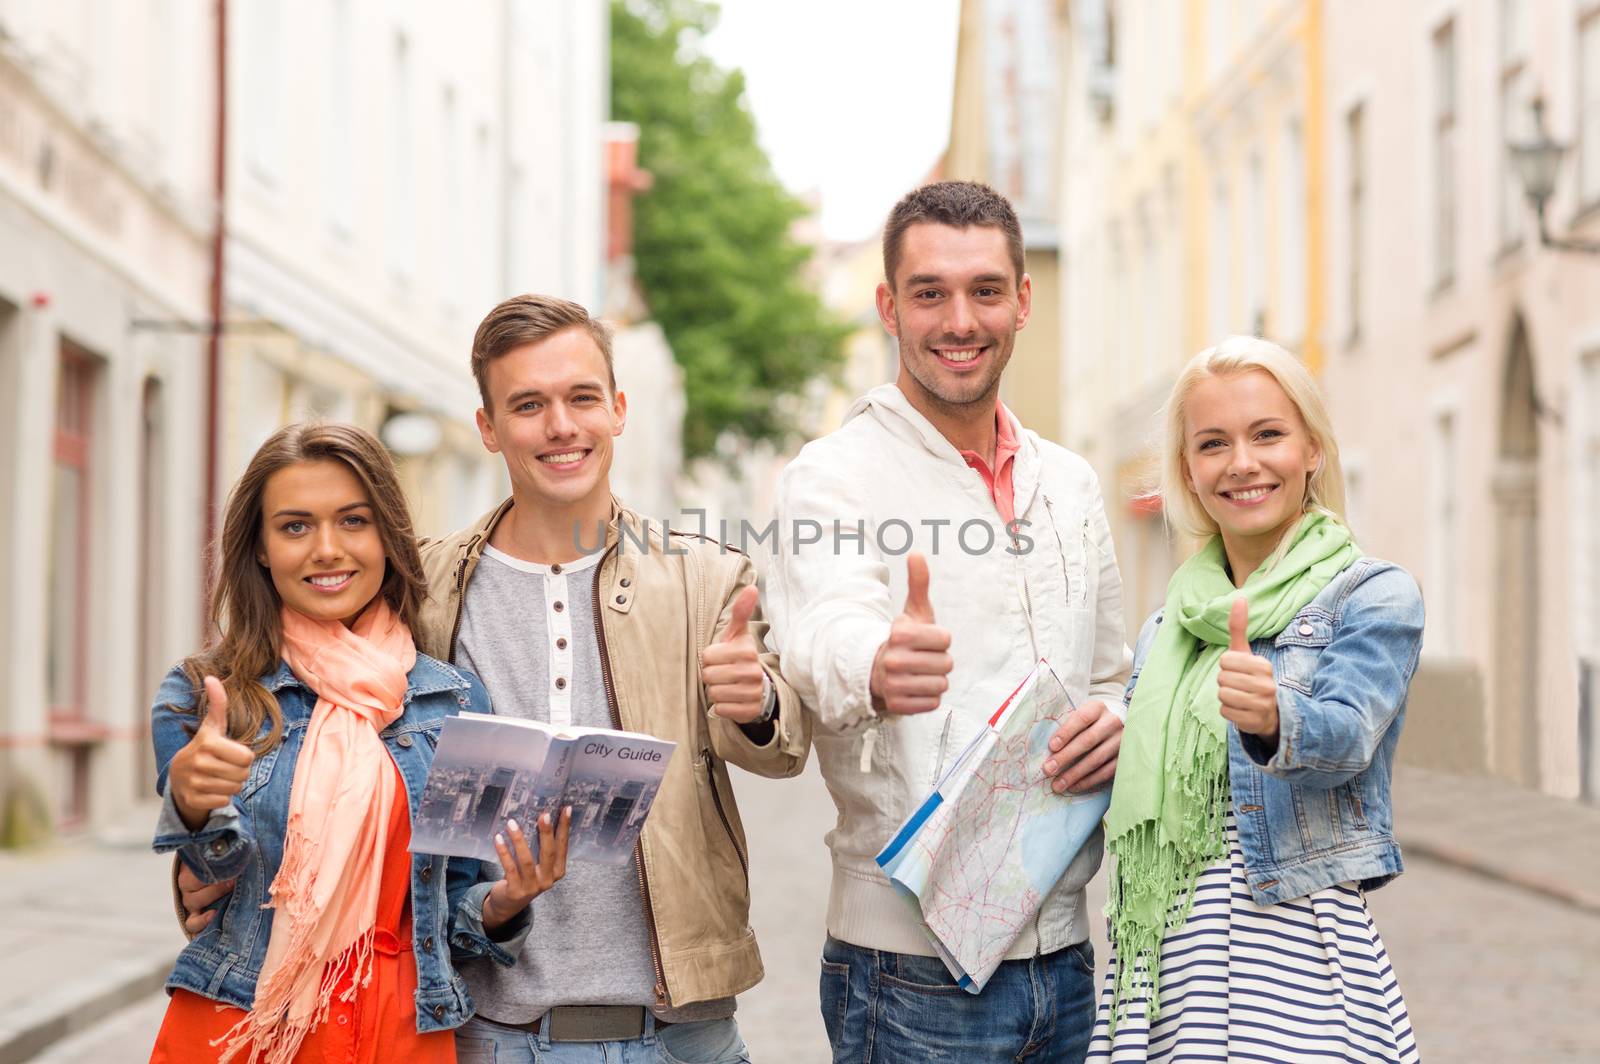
[945,0,1066,443]
[1057,0,1326,629]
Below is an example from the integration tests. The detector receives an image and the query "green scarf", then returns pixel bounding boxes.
[1103,512,1358,1028]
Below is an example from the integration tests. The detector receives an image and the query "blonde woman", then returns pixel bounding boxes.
[1087,338,1423,1062]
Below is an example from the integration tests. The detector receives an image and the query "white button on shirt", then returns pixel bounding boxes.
[480,544,604,728]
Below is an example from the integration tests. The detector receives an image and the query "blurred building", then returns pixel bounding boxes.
[947,0,1066,443]
[1320,0,1600,801]
[0,0,612,838]
[0,0,217,838]
[221,0,608,539]
[1057,0,1595,802]
[1058,0,1322,632]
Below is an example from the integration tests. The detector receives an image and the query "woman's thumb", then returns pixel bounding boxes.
[202,676,230,732]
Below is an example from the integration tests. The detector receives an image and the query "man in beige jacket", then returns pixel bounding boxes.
[183,294,807,1063]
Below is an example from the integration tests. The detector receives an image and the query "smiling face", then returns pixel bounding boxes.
[877,222,1031,417]
[257,459,388,627]
[475,326,626,514]
[1183,369,1323,574]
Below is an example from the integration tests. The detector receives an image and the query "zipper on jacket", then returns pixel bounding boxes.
[703,748,749,886]
[593,547,669,1006]
[446,534,482,662]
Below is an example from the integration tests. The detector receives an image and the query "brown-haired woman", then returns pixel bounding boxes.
[149,422,569,1064]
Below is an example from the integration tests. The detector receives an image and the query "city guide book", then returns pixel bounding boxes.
[409,712,676,865]
[875,660,1112,992]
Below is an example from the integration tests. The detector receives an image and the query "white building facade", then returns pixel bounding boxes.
[0,0,217,837]
[0,0,612,838]
[222,0,609,538]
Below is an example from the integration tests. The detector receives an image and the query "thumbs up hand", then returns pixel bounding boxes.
[1217,598,1280,742]
[168,677,256,832]
[702,584,771,723]
[869,553,953,716]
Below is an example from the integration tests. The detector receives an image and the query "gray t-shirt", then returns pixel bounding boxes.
[454,544,733,1023]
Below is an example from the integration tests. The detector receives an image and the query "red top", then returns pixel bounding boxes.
[151,760,455,1064]
[957,401,1021,525]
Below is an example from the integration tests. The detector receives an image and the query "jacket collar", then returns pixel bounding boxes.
[458,494,633,567]
[846,383,1042,515]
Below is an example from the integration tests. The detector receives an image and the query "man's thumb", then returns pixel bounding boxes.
[903,552,934,623]
[1228,597,1250,653]
[202,676,230,733]
[723,585,758,641]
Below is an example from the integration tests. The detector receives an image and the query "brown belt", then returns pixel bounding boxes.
[480,1006,670,1042]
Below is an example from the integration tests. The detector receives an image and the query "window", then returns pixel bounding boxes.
[1580,6,1600,208]
[1433,20,1458,289]
[1347,103,1365,344]
[1429,409,1463,656]
[1344,459,1366,542]
[1140,217,1159,385]
[1577,355,1600,655]
[1110,225,1129,394]
[440,85,462,317]
[325,0,354,237]
[242,0,283,183]
[474,124,494,309]
[1499,1,1530,249]
[1209,176,1232,341]
[1280,119,1306,341]
[49,344,98,824]
[1580,354,1600,799]
[137,377,167,797]
[1245,152,1265,335]
[386,32,415,284]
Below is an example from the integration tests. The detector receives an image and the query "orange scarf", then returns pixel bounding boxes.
[218,599,416,1064]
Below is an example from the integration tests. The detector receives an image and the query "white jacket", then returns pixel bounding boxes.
[766,384,1132,958]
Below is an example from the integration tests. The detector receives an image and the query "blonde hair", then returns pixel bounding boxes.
[1157,335,1347,541]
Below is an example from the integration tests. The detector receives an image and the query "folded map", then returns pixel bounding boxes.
[876,660,1112,992]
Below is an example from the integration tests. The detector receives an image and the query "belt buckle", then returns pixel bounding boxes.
[547,1005,647,1042]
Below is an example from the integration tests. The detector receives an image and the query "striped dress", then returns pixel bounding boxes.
[1087,818,1420,1063]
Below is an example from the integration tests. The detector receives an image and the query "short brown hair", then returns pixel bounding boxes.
[470,294,616,408]
[882,181,1026,289]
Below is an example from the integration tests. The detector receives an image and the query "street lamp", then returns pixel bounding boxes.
[1510,97,1600,255]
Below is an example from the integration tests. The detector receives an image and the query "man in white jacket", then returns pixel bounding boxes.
[766,181,1132,1062]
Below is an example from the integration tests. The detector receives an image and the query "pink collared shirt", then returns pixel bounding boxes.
[957,401,1020,525]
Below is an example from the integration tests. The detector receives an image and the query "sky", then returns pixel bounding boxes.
[701,0,963,242]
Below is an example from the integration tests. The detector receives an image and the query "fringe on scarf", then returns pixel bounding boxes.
[213,818,377,1064]
[1103,728,1229,1035]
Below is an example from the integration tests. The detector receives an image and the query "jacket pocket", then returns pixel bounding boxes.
[700,749,749,891]
[1272,611,1334,694]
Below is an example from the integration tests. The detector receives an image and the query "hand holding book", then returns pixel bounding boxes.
[481,806,573,931]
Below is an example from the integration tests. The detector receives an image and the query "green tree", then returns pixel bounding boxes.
[611,0,848,460]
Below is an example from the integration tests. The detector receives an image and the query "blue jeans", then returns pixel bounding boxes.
[820,935,1096,1063]
[454,1014,751,1063]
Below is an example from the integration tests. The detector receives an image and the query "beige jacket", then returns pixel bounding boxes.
[419,498,810,1007]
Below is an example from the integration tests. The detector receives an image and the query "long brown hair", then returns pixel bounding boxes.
[181,422,429,752]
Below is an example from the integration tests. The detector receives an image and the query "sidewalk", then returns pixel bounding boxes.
[1392,765,1600,916]
[0,800,181,1064]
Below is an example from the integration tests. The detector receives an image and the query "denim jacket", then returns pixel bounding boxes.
[1128,556,1425,906]
[150,654,529,1033]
